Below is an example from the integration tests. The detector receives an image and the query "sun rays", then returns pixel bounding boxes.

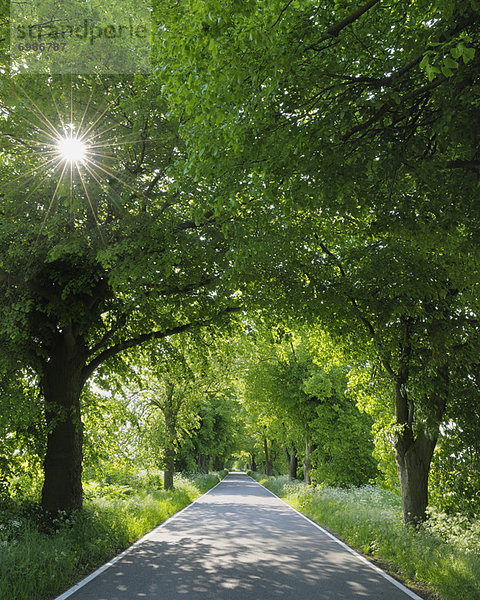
[1,78,156,252]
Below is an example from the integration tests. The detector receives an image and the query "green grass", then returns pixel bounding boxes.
[0,470,226,600]
[253,475,480,600]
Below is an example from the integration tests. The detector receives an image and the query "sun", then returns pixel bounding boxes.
[57,135,88,164]
[3,79,154,250]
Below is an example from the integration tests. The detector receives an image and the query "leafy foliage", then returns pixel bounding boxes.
[161,0,480,524]
[0,73,241,510]
[240,328,377,486]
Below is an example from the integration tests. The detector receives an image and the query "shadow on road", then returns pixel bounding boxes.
[67,474,416,600]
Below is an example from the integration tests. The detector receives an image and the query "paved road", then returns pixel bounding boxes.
[57,472,422,600]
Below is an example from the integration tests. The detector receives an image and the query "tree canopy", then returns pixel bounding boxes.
[1,0,480,528]
[159,0,480,524]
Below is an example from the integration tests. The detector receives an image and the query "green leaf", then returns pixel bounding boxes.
[450,45,463,60]
[443,56,459,70]
[426,64,441,81]
[419,55,430,70]
[463,47,475,63]
[441,65,453,78]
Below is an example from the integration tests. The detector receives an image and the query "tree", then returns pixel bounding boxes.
[299,216,479,522]
[146,373,198,490]
[116,332,243,487]
[240,328,377,486]
[0,75,240,512]
[176,391,243,473]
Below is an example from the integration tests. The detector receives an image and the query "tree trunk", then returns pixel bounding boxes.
[198,453,208,472]
[392,332,447,525]
[289,446,298,480]
[41,344,86,514]
[395,428,436,525]
[164,447,175,490]
[304,435,313,484]
[264,437,273,476]
[162,386,178,491]
[251,453,257,472]
[213,456,224,471]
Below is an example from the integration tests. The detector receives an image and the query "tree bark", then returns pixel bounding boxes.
[164,447,175,490]
[251,453,257,472]
[41,340,87,513]
[160,381,179,491]
[304,435,313,484]
[395,428,437,525]
[392,323,447,525]
[198,453,208,472]
[284,446,291,471]
[213,456,224,471]
[264,436,273,475]
[289,446,298,480]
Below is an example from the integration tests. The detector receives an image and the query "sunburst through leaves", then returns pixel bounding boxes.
[1,78,154,251]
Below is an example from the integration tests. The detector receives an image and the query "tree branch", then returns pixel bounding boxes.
[341,78,444,141]
[271,0,295,28]
[129,118,149,176]
[146,172,163,195]
[82,306,241,381]
[446,159,480,171]
[327,0,382,37]
[88,313,128,356]
[305,0,382,51]
[316,238,399,377]
[2,133,38,150]
[319,241,346,276]
[177,210,215,230]
[317,239,380,341]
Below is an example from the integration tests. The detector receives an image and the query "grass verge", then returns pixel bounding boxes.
[252,474,480,600]
[0,470,226,600]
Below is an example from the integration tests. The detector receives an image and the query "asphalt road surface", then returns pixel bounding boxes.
[56,472,422,600]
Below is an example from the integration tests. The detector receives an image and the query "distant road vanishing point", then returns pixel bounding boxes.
[55,472,423,600]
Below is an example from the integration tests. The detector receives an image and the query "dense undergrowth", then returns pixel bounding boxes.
[253,474,480,600]
[0,469,226,600]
